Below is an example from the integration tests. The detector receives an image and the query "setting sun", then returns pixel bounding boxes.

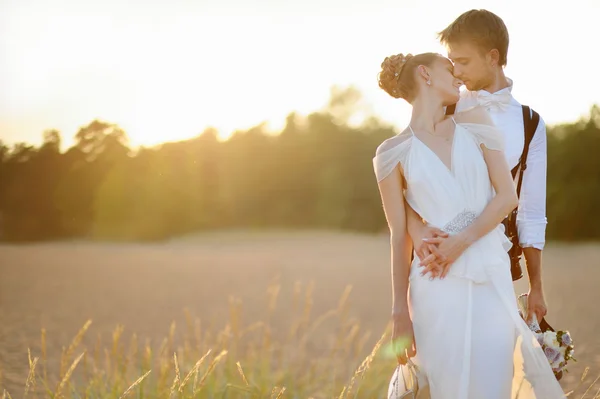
[1,0,598,148]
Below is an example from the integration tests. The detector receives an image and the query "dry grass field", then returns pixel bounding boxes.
[1,229,599,397]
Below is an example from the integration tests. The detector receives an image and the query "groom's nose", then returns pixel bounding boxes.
[452,66,465,79]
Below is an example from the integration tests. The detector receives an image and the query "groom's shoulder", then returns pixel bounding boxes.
[511,94,548,130]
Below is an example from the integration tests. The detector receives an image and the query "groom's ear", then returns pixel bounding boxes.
[488,49,500,68]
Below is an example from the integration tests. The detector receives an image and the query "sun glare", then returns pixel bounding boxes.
[1,2,598,149]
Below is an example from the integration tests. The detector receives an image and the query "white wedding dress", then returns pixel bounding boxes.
[373,118,565,398]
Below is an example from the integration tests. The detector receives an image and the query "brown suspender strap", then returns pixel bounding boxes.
[515,105,540,198]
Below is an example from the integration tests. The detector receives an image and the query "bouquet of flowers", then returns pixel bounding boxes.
[517,293,576,379]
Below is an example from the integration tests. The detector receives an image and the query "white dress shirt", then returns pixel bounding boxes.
[455,78,548,250]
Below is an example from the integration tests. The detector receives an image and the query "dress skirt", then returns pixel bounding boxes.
[408,257,565,399]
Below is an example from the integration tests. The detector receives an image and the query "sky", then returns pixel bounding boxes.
[1,0,599,148]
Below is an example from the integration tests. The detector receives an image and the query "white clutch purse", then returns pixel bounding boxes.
[387,358,422,399]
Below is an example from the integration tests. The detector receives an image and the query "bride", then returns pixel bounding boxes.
[373,52,565,398]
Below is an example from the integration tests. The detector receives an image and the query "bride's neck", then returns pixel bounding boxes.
[409,95,446,132]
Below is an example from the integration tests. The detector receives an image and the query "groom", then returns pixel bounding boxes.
[406,9,549,324]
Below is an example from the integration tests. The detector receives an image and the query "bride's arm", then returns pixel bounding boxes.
[374,137,417,364]
[457,107,518,244]
[376,159,413,316]
[460,151,518,243]
[422,107,518,276]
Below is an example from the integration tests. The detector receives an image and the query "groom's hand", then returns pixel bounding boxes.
[411,225,448,262]
[419,243,445,279]
[421,233,471,279]
[414,228,449,280]
[526,286,548,324]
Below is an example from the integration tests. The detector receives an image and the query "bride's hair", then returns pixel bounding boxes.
[378,52,439,103]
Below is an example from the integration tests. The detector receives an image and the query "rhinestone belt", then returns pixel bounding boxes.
[442,210,478,234]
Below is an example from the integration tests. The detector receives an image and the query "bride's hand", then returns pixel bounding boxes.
[392,311,416,365]
[421,233,471,278]
[419,243,445,279]
[411,226,448,263]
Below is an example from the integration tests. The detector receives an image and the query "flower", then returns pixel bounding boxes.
[522,313,575,377]
[561,332,573,346]
[544,346,561,363]
[534,333,544,347]
[543,331,560,348]
[552,361,563,371]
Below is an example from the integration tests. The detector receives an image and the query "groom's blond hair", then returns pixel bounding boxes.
[438,9,509,67]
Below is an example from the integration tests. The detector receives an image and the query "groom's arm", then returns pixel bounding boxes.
[523,248,543,288]
[517,117,548,288]
[404,200,447,262]
[518,115,548,321]
[405,202,425,241]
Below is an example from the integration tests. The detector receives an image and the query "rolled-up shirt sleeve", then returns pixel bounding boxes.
[517,116,548,250]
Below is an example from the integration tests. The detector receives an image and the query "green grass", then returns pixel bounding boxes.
[1,284,398,398]
[2,283,598,398]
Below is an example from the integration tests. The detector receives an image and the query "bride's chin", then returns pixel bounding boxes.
[448,92,460,104]
[443,96,459,107]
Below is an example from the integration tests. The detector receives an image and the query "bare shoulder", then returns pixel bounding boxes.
[453,105,495,126]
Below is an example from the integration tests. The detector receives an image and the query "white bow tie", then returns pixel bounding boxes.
[477,91,512,111]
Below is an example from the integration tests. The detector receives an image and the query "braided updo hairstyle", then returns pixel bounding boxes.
[378,52,439,103]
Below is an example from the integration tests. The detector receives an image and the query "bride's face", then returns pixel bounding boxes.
[429,57,463,106]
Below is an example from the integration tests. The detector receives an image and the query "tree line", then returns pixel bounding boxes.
[1,88,598,242]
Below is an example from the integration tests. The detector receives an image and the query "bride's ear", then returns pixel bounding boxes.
[417,65,431,84]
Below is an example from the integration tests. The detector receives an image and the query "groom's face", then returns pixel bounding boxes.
[446,41,493,92]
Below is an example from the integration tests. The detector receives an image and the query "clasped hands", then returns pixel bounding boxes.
[414,225,471,279]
